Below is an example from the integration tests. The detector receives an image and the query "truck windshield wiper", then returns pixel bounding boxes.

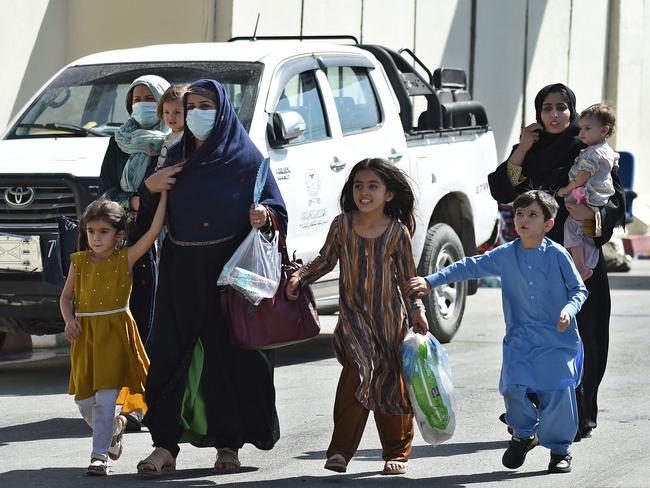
[15,123,106,137]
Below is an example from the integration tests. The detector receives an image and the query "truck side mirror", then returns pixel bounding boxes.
[268,111,305,148]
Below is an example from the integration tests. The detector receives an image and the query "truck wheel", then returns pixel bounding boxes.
[417,223,467,343]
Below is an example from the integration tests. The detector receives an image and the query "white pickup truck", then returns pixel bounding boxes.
[0,36,497,343]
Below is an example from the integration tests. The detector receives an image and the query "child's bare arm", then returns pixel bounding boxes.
[128,190,167,270]
[59,266,81,340]
[558,169,591,197]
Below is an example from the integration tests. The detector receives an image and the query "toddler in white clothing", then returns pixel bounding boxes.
[557,103,618,280]
[156,85,188,169]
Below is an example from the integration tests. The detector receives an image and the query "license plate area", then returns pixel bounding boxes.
[0,234,43,272]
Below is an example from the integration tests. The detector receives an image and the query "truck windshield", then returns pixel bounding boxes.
[6,61,262,138]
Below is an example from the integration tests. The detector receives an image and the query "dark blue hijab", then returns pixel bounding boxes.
[165,79,287,242]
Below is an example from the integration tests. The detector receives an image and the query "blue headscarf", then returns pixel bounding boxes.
[164,79,287,242]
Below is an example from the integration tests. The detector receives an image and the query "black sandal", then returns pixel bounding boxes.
[86,457,108,476]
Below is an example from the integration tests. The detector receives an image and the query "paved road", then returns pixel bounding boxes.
[0,261,648,487]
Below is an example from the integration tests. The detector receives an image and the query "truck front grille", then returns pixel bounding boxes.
[0,185,77,233]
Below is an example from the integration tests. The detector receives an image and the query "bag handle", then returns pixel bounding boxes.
[253,158,291,266]
[267,209,291,266]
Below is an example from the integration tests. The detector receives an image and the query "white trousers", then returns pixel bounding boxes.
[75,389,120,461]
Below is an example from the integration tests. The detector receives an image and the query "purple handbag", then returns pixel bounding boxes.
[220,213,320,349]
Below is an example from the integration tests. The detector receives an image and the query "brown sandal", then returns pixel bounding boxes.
[214,448,241,473]
[137,447,176,477]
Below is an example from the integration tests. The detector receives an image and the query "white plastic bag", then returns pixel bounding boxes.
[217,157,281,305]
[400,330,456,446]
[217,229,281,305]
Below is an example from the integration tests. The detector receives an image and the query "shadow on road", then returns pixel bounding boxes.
[0,466,551,487]
[0,417,91,446]
[296,439,508,462]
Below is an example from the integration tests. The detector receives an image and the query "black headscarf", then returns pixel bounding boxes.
[522,83,586,192]
[164,79,287,242]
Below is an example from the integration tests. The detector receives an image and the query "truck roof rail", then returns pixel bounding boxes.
[228,35,359,44]
[398,48,432,84]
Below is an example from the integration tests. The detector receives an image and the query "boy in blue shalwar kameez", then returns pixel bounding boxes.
[406,190,587,474]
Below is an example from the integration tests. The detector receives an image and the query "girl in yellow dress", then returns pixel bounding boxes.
[60,190,168,475]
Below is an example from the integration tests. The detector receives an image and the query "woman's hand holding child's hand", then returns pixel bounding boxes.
[405,277,431,297]
[64,320,81,341]
[556,311,570,332]
[286,276,300,301]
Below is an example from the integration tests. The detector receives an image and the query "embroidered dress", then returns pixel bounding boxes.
[68,248,149,413]
[295,213,415,415]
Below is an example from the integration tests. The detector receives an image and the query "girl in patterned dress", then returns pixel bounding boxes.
[286,158,429,476]
[60,190,169,475]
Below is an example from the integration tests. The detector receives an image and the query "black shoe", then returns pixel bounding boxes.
[502,435,538,469]
[498,413,514,435]
[124,412,142,432]
[548,453,572,473]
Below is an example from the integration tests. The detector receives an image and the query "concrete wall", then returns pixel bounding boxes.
[610,0,650,222]
[65,0,216,60]
[1,0,66,129]
[1,0,649,221]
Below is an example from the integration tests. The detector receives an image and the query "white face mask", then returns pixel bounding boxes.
[186,109,216,141]
[131,101,159,128]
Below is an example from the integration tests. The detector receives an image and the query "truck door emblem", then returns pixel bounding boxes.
[4,187,36,207]
[305,169,321,206]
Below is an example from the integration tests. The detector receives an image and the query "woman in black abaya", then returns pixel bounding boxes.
[135,79,287,476]
[488,83,625,441]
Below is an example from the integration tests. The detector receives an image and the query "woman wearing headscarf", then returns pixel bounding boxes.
[135,79,287,476]
[488,83,625,443]
[99,74,171,346]
[98,75,170,432]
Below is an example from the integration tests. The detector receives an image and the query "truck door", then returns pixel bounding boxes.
[266,63,346,267]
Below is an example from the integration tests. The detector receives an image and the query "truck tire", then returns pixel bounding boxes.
[417,223,467,343]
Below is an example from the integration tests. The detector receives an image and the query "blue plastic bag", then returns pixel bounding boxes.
[401,330,456,446]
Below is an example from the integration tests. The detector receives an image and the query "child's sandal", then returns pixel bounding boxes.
[108,415,127,461]
[86,457,108,476]
[382,459,408,475]
[324,453,347,473]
